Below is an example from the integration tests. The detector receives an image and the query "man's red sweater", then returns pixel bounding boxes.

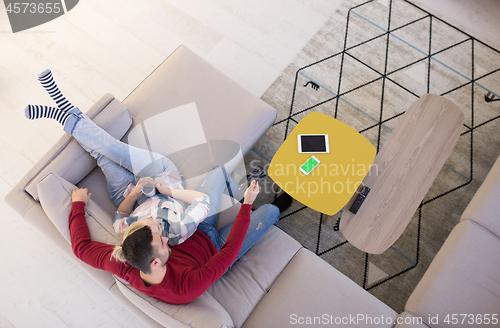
[69,201,251,305]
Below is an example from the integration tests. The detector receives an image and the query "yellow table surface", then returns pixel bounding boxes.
[268,112,376,215]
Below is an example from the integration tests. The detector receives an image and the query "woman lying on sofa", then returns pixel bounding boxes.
[26,69,280,304]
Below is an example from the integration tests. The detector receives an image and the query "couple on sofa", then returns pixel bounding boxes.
[26,70,280,305]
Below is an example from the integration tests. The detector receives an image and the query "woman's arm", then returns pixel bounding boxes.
[155,179,209,204]
[171,189,209,203]
[116,189,141,214]
[116,177,155,214]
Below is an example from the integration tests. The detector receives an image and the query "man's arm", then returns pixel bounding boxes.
[70,189,129,276]
[181,181,260,299]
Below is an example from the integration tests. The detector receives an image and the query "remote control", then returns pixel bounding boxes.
[359,186,370,197]
[349,186,370,214]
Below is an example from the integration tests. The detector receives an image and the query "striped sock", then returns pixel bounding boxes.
[25,105,71,125]
[38,69,75,112]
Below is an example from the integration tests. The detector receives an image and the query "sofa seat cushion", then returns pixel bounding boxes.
[208,226,303,328]
[405,219,500,327]
[461,155,500,238]
[243,247,397,328]
[25,95,133,201]
[77,167,117,218]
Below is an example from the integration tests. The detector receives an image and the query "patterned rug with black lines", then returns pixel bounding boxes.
[245,0,500,312]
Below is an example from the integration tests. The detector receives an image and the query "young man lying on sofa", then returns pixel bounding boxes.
[26,69,280,305]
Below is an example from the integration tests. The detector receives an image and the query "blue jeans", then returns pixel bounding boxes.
[64,108,179,206]
[196,166,280,263]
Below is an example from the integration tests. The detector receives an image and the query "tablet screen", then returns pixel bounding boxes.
[299,135,328,153]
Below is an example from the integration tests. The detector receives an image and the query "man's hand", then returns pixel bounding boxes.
[72,188,91,204]
[155,178,172,197]
[243,180,259,205]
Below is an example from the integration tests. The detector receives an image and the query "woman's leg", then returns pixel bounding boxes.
[25,70,75,125]
[224,172,244,201]
[97,156,136,207]
[37,69,75,111]
[26,105,137,206]
[196,166,245,247]
[64,109,179,178]
[25,104,72,125]
[27,70,177,205]
[195,166,237,224]
[28,69,178,178]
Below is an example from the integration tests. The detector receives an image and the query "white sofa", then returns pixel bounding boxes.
[6,45,500,327]
[401,154,500,327]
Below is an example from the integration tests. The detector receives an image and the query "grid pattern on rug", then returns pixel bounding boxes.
[249,0,500,312]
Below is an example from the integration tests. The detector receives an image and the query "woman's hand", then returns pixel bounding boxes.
[132,177,156,195]
[243,180,259,205]
[72,188,91,204]
[155,179,172,197]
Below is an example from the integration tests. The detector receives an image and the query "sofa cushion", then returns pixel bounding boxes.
[243,247,397,328]
[461,155,500,238]
[77,167,117,218]
[207,226,303,328]
[114,277,233,328]
[405,220,500,327]
[37,173,121,245]
[25,96,133,201]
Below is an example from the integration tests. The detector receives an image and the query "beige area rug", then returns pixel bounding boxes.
[245,0,500,312]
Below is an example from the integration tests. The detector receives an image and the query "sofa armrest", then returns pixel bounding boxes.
[461,154,500,238]
[405,220,500,327]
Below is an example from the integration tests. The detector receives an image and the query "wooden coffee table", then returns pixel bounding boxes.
[340,94,464,254]
[268,112,376,216]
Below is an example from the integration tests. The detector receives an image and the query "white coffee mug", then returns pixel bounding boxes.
[141,182,156,197]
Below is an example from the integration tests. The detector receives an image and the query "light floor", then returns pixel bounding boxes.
[0,0,499,327]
